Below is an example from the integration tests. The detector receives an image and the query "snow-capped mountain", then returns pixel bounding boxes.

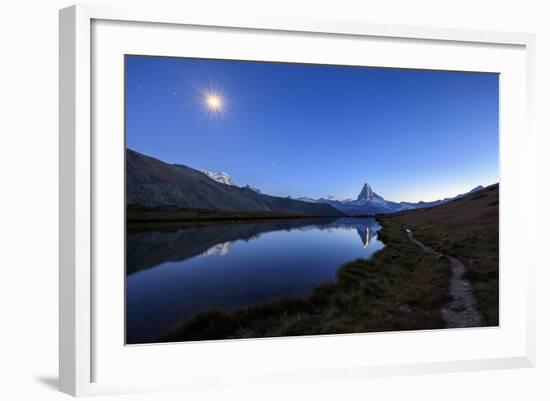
[162,153,484,216]
[200,169,235,186]
[357,182,375,201]
[305,182,484,216]
[201,171,262,194]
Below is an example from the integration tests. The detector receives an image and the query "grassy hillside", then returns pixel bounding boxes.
[380,184,499,325]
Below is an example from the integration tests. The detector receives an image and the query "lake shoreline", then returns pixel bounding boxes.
[147,215,452,344]
[126,216,384,343]
[127,185,498,344]
[127,215,344,233]
[127,204,347,224]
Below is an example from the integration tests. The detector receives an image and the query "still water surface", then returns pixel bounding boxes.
[126,217,384,344]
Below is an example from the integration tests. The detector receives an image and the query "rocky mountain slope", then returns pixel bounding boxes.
[126,149,344,217]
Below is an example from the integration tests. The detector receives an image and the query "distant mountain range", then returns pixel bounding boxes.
[195,164,483,215]
[126,149,344,217]
[127,149,483,217]
[297,182,484,215]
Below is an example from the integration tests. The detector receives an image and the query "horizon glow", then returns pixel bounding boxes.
[125,55,499,203]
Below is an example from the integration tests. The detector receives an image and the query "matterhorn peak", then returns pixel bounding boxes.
[357,182,375,201]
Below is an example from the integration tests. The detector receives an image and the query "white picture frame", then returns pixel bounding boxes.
[59,3,536,397]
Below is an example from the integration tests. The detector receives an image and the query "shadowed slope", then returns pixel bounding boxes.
[126,149,344,218]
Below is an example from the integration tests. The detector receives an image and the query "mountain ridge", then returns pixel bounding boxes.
[126,149,344,217]
[127,148,487,218]
[311,182,485,215]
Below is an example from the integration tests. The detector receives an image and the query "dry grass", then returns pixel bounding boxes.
[381,184,499,325]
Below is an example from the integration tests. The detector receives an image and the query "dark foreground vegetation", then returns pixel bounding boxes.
[380,184,499,326]
[156,216,452,342]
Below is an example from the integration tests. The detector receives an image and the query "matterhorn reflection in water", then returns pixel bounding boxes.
[126,217,384,344]
[356,223,372,247]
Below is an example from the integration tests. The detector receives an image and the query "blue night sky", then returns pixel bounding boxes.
[126,55,499,203]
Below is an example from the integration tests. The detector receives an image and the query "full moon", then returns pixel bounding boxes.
[206,94,222,111]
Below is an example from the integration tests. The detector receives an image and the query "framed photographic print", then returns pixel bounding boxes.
[59,4,536,396]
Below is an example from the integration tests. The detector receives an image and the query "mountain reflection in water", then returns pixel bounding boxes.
[126,217,384,344]
[198,220,374,259]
